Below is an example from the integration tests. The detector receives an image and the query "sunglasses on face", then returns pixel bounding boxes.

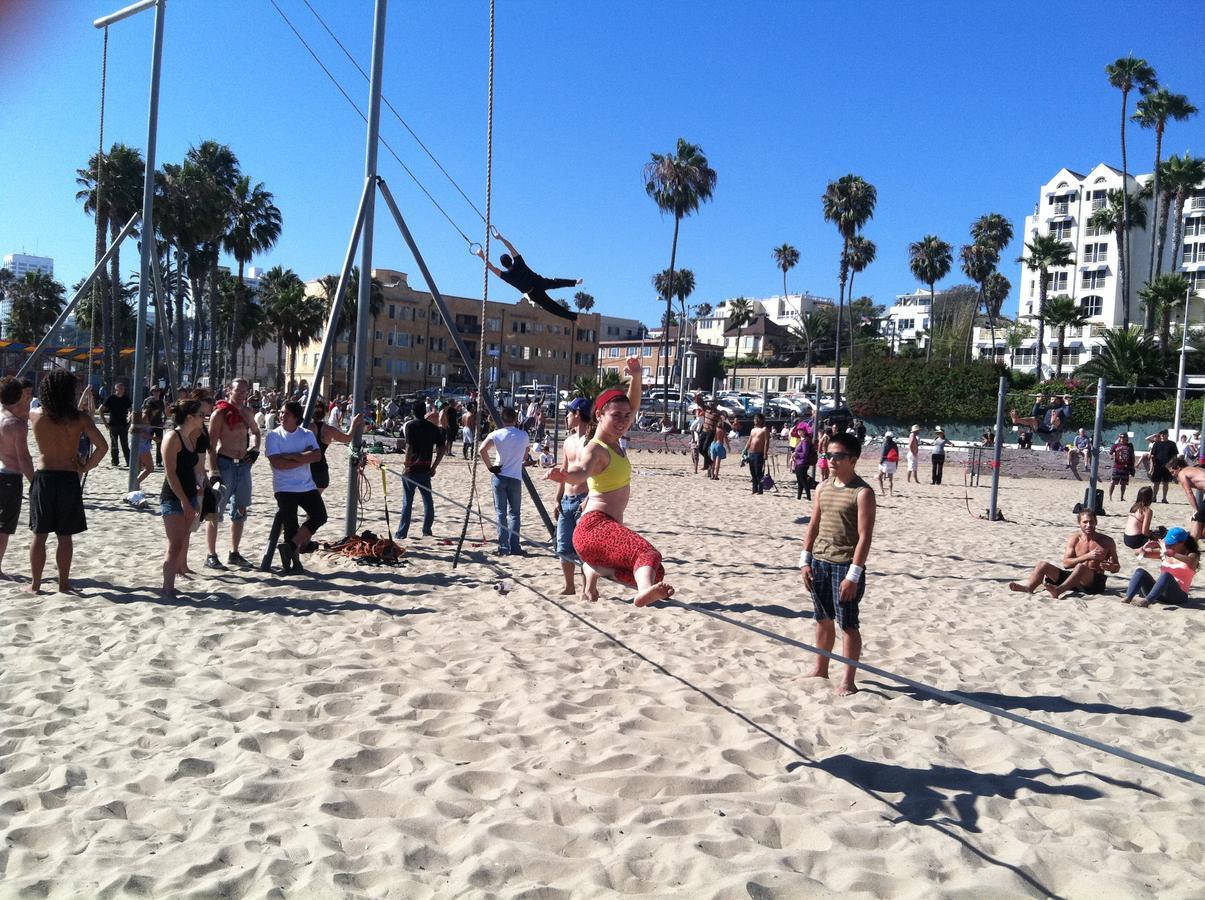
[824,451,852,461]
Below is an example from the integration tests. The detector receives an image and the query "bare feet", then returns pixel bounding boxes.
[25,582,41,595]
[1043,584,1061,599]
[1133,598,1152,608]
[559,585,576,596]
[805,666,828,679]
[633,581,674,607]
[579,584,599,603]
[835,681,859,696]
[1007,582,1030,593]
[158,587,177,600]
[56,582,79,596]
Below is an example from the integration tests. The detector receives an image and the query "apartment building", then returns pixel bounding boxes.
[973,163,1205,372]
[290,269,599,397]
[597,328,724,393]
[694,293,834,350]
[598,315,646,342]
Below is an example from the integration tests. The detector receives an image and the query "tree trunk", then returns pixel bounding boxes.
[1147,125,1164,289]
[965,286,980,364]
[833,240,848,406]
[208,256,219,389]
[91,199,108,390]
[276,332,285,392]
[661,215,681,417]
[846,269,857,368]
[731,325,741,389]
[1170,197,1188,275]
[1055,327,1065,378]
[190,273,205,386]
[1155,185,1174,279]
[1160,306,1171,354]
[175,245,187,385]
[1035,276,1048,379]
[107,218,120,386]
[1119,87,1131,329]
[925,284,936,362]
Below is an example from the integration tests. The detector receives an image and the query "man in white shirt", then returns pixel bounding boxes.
[266,400,327,574]
[326,400,344,430]
[479,406,531,555]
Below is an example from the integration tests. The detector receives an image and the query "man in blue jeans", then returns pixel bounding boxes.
[396,400,444,540]
[479,406,531,555]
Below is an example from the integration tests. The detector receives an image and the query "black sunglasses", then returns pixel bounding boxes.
[824,451,852,461]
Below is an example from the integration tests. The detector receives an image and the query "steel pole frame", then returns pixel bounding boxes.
[344,0,387,537]
[377,178,556,537]
[125,0,165,491]
[1086,377,1107,511]
[988,375,1006,521]
[1172,284,1194,439]
[17,212,141,380]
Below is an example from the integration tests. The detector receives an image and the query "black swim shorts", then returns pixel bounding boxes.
[0,473,22,534]
[1050,567,1108,595]
[29,470,87,536]
[1193,509,1205,525]
[1150,465,1173,484]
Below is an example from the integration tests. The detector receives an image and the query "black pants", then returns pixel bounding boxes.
[152,427,163,466]
[109,425,129,466]
[796,467,811,500]
[698,430,715,469]
[526,280,578,321]
[748,451,765,494]
[275,490,328,544]
[931,455,945,485]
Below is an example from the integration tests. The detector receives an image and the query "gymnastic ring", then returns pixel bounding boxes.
[469,242,483,256]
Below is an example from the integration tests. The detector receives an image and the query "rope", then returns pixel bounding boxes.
[454,0,496,569]
[299,0,488,224]
[90,25,109,368]
[266,0,475,246]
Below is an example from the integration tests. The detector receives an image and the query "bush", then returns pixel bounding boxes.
[846,356,1005,422]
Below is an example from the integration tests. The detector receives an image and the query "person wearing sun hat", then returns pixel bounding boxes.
[930,426,947,485]
[1125,526,1200,607]
[877,431,899,497]
[906,424,921,483]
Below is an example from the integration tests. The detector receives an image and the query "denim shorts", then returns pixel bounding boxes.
[160,495,200,517]
[810,557,864,629]
[217,455,253,522]
[556,493,586,562]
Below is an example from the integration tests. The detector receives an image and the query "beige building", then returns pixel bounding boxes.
[597,328,724,393]
[291,269,600,397]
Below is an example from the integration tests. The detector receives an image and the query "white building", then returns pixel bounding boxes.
[3,253,53,279]
[695,292,834,351]
[973,163,1205,372]
[879,288,933,348]
[598,314,646,342]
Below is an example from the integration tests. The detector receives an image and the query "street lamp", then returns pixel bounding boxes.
[1172,282,1195,439]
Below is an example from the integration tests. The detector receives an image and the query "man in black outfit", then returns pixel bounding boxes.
[394,400,445,540]
[1147,430,1179,502]
[475,231,582,321]
[98,381,131,467]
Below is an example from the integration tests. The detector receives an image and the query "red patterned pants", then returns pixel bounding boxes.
[572,510,664,588]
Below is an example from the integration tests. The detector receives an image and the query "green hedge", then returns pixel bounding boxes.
[846,357,1004,422]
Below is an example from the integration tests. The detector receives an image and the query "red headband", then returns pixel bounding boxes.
[592,388,627,419]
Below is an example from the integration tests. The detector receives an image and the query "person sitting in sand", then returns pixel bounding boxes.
[28,370,107,594]
[1123,526,1199,607]
[1167,455,1205,540]
[547,357,673,608]
[1123,487,1160,551]
[1008,510,1120,598]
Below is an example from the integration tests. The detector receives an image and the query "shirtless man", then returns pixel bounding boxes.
[27,370,107,594]
[696,396,720,475]
[1167,456,1205,539]
[205,377,261,569]
[554,397,592,594]
[460,404,476,459]
[1008,510,1120,598]
[0,377,36,577]
[906,424,920,483]
[746,413,771,494]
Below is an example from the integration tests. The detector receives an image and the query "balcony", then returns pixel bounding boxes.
[1191,197,1205,210]
[1053,203,1071,216]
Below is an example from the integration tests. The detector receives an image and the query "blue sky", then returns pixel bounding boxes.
[2,0,1204,324]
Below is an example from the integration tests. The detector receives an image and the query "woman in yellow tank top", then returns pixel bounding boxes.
[548,358,674,607]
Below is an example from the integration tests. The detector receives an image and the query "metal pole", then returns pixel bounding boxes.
[149,249,178,393]
[17,212,140,379]
[127,0,165,492]
[376,177,556,537]
[344,0,387,537]
[1172,284,1193,440]
[302,175,374,426]
[1197,399,1205,509]
[988,375,1006,521]
[1085,377,1107,512]
[552,373,560,457]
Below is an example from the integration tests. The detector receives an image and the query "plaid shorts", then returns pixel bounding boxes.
[810,557,864,629]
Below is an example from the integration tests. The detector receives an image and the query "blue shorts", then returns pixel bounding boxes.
[710,442,727,460]
[556,493,586,562]
[810,557,864,630]
[217,455,253,522]
[160,495,200,517]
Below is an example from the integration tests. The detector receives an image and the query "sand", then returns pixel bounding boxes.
[1,439,1203,898]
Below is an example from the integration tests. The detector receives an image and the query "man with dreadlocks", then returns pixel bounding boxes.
[28,370,107,594]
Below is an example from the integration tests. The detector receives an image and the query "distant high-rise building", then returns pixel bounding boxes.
[2,254,55,334]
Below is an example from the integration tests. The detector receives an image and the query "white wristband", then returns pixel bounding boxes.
[799,548,812,568]
[844,564,864,582]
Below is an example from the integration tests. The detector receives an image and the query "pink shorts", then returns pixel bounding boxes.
[572,510,664,589]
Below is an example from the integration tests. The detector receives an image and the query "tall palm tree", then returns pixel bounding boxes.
[644,139,717,414]
[260,265,304,390]
[843,235,876,367]
[75,150,112,376]
[269,280,324,393]
[983,271,1012,364]
[970,212,1015,254]
[319,268,383,394]
[1018,234,1074,378]
[1106,56,1158,325]
[1139,273,1193,353]
[960,242,999,363]
[907,234,952,362]
[1040,295,1090,378]
[1074,326,1166,391]
[1088,185,1150,332]
[968,213,1014,363]
[223,175,282,367]
[5,271,65,344]
[772,243,801,375]
[1133,88,1198,286]
[1160,154,1205,272]
[821,174,876,404]
[572,291,594,312]
[726,297,754,389]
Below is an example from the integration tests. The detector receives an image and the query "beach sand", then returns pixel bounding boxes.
[1,441,1202,897]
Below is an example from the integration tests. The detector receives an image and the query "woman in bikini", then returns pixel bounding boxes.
[547,357,674,608]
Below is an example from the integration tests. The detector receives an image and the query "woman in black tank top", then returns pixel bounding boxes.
[159,400,205,599]
[309,400,361,493]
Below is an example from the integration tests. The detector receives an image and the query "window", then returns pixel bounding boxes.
[397,360,409,374]
[1079,295,1104,317]
[1191,270,1205,290]
[386,333,394,346]
[523,347,533,360]
[1084,222,1107,237]
[642,367,651,378]
[1090,189,1107,211]
[1082,271,1107,290]
[373,356,382,368]
[898,318,914,331]
[487,317,501,331]
[388,304,396,319]
[1191,190,1205,210]
[1046,271,1069,292]
[608,347,620,358]
[1028,279,1035,298]
[1083,242,1107,263]
[1050,220,1073,240]
[1185,217,1205,238]
[374,330,383,341]
[1184,243,1203,264]
[643,346,653,357]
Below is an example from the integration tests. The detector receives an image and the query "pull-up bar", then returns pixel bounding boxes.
[93,0,157,28]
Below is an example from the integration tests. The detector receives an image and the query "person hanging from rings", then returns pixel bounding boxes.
[475,229,582,321]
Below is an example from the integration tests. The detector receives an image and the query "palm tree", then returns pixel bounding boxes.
[772,243,801,376]
[1133,88,1198,286]
[1160,154,1205,272]
[271,281,325,392]
[1075,326,1166,392]
[5,271,65,344]
[1040,295,1090,378]
[1018,234,1074,378]
[259,265,303,390]
[694,302,712,320]
[572,291,594,312]
[75,150,111,375]
[982,271,1012,364]
[725,298,754,389]
[1106,56,1158,324]
[644,138,717,414]
[907,234,952,362]
[821,174,876,404]
[319,268,384,394]
[960,242,999,363]
[223,175,282,367]
[1088,186,1150,330]
[970,212,1014,254]
[843,235,876,366]
[968,213,1014,363]
[1139,273,1192,353]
